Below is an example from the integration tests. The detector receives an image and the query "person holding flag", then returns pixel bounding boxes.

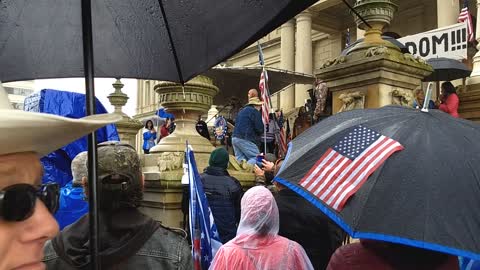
[232,94,264,166]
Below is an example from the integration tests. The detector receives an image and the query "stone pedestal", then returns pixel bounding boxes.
[316,0,432,114]
[107,78,143,147]
[140,76,255,228]
[458,90,480,122]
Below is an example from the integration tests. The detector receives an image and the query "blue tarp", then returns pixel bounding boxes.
[156,108,174,119]
[54,181,89,230]
[24,89,119,186]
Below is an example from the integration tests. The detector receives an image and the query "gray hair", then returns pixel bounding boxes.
[413,87,424,97]
[71,151,88,185]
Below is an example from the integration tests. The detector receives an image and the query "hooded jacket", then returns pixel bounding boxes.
[43,208,193,270]
[210,186,314,270]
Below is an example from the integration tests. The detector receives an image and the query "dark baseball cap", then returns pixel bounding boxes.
[96,141,141,190]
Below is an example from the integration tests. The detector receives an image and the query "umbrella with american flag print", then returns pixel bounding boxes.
[274,105,480,261]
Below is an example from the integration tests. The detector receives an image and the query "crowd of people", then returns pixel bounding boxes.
[142,117,175,154]
[2,76,474,270]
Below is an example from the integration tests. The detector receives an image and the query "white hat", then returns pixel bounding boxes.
[0,84,121,156]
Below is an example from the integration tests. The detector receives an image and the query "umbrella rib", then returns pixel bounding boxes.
[157,0,185,84]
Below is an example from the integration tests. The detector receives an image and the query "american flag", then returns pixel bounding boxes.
[299,126,403,211]
[278,126,288,157]
[187,145,222,270]
[458,0,474,42]
[259,69,271,125]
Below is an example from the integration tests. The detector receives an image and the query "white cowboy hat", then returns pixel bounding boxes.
[0,84,121,156]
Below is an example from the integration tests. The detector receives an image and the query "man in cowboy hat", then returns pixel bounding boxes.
[232,91,264,166]
[0,84,120,270]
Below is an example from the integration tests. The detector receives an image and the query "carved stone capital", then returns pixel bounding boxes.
[156,152,184,172]
[391,89,414,106]
[338,91,366,112]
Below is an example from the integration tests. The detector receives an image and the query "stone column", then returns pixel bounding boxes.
[107,78,143,147]
[280,20,295,111]
[295,11,313,108]
[437,0,460,27]
[437,0,461,92]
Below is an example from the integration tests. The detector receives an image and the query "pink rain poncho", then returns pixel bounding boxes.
[210,186,314,270]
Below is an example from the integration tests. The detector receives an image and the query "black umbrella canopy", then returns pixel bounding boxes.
[204,66,315,104]
[275,106,480,259]
[423,57,472,82]
[0,0,318,83]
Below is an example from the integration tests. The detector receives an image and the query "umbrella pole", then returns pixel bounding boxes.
[436,81,440,101]
[81,0,100,269]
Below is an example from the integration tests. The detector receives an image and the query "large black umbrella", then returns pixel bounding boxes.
[275,106,480,260]
[0,1,318,268]
[0,0,318,83]
[423,57,472,82]
[204,66,315,104]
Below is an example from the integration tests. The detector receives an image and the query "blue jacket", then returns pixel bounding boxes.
[232,105,264,143]
[201,167,243,244]
[54,181,89,230]
[143,130,157,150]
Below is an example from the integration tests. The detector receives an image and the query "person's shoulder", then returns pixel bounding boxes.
[143,223,189,252]
[155,223,188,240]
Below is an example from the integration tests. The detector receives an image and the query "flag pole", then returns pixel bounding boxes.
[263,66,267,155]
[257,41,268,155]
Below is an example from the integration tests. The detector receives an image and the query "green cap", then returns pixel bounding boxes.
[209,147,229,169]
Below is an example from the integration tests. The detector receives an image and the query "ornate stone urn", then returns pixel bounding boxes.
[107,78,143,147]
[150,76,218,153]
[140,76,255,228]
[349,0,399,53]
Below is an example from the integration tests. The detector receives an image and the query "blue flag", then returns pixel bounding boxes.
[187,145,222,270]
